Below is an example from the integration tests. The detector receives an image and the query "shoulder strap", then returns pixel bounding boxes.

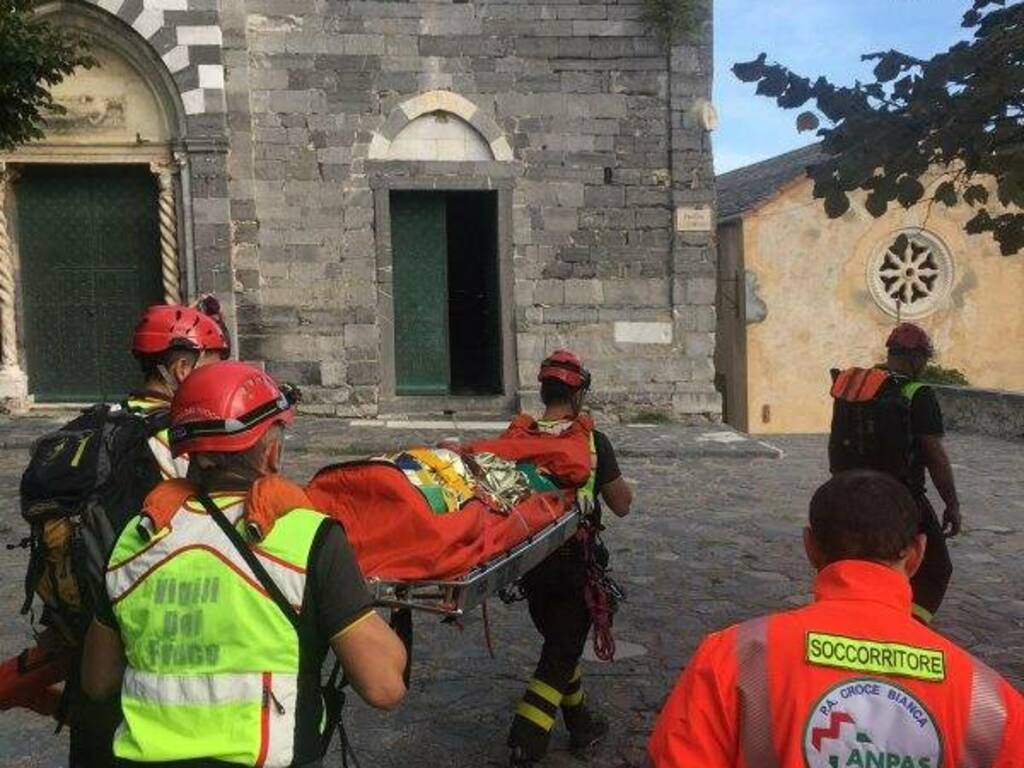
[196,492,302,635]
[902,380,927,402]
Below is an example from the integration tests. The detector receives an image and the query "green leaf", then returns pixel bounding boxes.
[962,9,982,26]
[755,66,789,97]
[934,180,958,207]
[896,177,925,208]
[865,191,889,218]
[893,75,915,100]
[872,53,903,82]
[778,74,814,108]
[732,53,768,82]
[965,209,992,234]
[996,170,1024,208]
[824,191,851,218]
[796,111,820,133]
[963,184,989,206]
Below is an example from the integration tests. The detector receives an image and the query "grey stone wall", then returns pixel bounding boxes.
[935,386,1024,441]
[227,0,719,420]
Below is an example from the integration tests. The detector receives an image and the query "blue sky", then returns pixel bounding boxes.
[713,0,972,174]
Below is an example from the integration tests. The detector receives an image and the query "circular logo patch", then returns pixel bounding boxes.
[803,679,943,768]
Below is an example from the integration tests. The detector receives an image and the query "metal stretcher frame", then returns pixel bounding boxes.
[366,504,583,617]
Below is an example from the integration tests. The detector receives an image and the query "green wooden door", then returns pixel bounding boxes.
[390,191,450,395]
[17,165,163,402]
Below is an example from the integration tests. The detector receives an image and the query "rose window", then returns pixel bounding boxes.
[867,231,954,319]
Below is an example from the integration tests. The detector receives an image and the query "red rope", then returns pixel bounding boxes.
[579,526,616,662]
[585,578,616,662]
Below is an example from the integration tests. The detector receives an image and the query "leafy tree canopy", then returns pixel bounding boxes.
[0,0,92,152]
[733,0,1024,255]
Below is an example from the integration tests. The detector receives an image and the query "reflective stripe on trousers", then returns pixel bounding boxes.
[735,617,1008,768]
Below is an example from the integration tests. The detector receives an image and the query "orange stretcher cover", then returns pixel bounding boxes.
[465,414,593,488]
[305,415,592,581]
[306,462,572,581]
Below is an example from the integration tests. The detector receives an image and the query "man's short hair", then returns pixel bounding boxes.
[809,470,920,564]
[540,378,578,407]
[189,424,284,485]
[135,348,200,381]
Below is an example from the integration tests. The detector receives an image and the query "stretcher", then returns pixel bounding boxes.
[2,414,594,735]
[367,501,582,616]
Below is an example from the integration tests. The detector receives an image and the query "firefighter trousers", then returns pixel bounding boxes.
[508,548,592,759]
[910,494,953,623]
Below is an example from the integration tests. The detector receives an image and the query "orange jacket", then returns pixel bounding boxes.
[649,561,1024,768]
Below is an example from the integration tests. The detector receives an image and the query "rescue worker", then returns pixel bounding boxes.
[508,350,633,767]
[68,302,229,767]
[126,300,231,478]
[880,323,960,623]
[80,361,407,767]
[648,470,1024,767]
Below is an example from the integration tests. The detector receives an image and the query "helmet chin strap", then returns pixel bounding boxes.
[157,363,179,395]
[570,388,587,417]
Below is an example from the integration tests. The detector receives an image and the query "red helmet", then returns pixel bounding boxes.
[169,362,295,457]
[538,350,591,390]
[886,323,934,357]
[132,305,229,357]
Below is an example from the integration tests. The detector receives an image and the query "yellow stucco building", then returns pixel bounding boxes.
[715,144,1024,434]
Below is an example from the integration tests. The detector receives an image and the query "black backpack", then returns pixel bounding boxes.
[19,403,168,644]
[828,367,917,485]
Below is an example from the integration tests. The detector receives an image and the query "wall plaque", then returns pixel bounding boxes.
[675,206,712,232]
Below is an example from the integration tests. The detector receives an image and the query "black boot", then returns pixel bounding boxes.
[508,745,539,768]
[508,712,551,767]
[563,705,609,758]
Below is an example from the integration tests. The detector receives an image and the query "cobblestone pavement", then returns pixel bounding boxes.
[0,418,1020,767]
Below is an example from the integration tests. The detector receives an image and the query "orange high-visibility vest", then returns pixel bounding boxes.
[649,561,1024,768]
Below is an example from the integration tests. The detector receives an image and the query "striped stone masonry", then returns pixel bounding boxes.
[88,0,226,117]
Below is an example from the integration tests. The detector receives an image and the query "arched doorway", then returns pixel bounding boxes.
[370,92,515,401]
[0,5,187,402]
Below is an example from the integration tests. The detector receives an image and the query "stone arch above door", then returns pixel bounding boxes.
[369,91,513,162]
[46,42,174,147]
[40,0,225,119]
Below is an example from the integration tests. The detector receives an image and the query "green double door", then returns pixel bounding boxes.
[16,164,164,402]
[390,191,502,396]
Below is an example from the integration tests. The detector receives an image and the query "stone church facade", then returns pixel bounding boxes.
[0,0,719,421]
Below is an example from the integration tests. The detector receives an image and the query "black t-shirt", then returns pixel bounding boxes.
[593,429,622,492]
[909,385,944,494]
[305,521,375,640]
